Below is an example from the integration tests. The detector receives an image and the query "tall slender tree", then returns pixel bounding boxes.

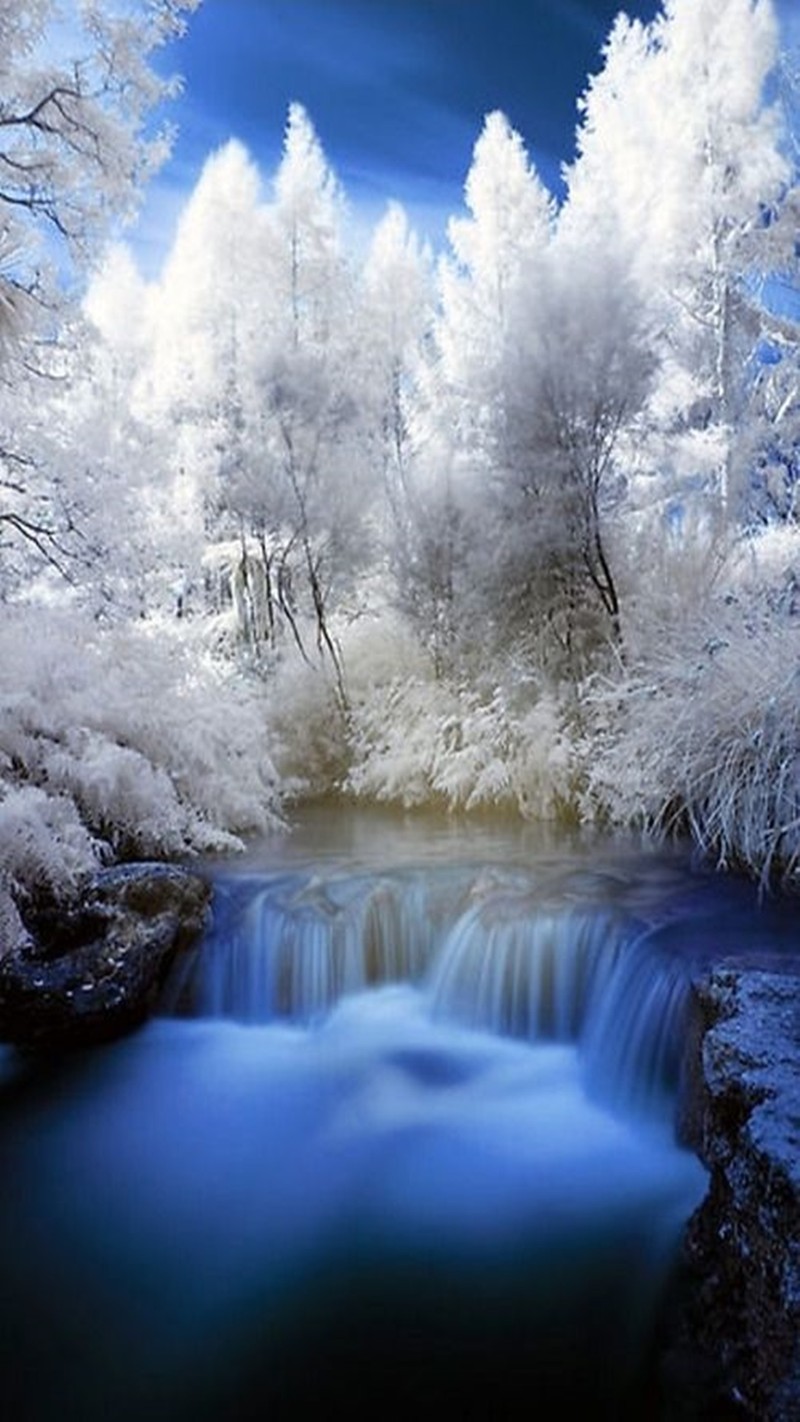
[249,105,371,699]
[0,0,199,591]
[562,0,792,522]
[359,202,432,591]
[403,111,555,673]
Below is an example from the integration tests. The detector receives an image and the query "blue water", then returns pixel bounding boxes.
[0,809,789,1420]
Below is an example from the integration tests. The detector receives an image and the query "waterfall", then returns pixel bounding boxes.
[580,935,692,1116]
[427,892,629,1039]
[427,885,691,1116]
[172,869,449,1022]
[6,810,753,1422]
[167,863,694,1118]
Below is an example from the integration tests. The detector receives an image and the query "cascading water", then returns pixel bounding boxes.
[427,888,693,1118]
[3,809,791,1421]
[429,896,630,1040]
[169,868,444,1022]
[170,859,693,1118]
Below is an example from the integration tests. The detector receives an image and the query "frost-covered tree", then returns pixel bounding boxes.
[269,102,346,350]
[563,0,792,523]
[85,115,377,678]
[746,318,800,524]
[0,0,199,283]
[137,139,272,624]
[493,237,656,672]
[401,112,555,673]
[358,203,433,602]
[433,110,554,462]
[0,0,198,590]
[145,139,266,421]
[360,204,431,512]
[0,333,79,591]
[246,105,371,698]
[0,5,290,895]
[402,107,648,679]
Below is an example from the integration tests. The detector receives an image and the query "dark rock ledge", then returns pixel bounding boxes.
[661,966,800,1420]
[0,863,211,1051]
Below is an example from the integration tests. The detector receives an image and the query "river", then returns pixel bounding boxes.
[0,806,794,1420]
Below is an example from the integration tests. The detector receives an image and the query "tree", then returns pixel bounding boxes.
[562,0,792,524]
[133,139,272,630]
[494,238,656,673]
[0,0,199,590]
[144,139,266,418]
[244,105,370,701]
[359,203,431,510]
[433,110,554,460]
[358,202,433,598]
[0,0,199,284]
[400,112,555,674]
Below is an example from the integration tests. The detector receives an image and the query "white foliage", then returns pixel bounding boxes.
[2,0,794,907]
[565,0,787,283]
[585,587,800,889]
[0,0,199,291]
[0,607,283,901]
[345,648,576,820]
[434,110,553,410]
[264,652,349,799]
[0,785,101,903]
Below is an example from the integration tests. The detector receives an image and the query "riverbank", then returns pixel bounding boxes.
[660,965,800,1419]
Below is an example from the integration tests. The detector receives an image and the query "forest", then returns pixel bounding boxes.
[1,0,800,917]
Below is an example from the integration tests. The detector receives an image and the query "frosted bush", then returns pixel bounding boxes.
[586,603,800,889]
[0,607,284,902]
[0,787,101,904]
[346,667,578,819]
[39,732,190,858]
[264,652,350,798]
[258,603,580,818]
[264,608,428,798]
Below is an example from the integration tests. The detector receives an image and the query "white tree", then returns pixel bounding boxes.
[562,0,792,523]
[0,0,198,589]
[242,105,371,698]
[0,1,199,282]
[434,110,554,452]
[358,202,433,590]
[145,139,266,421]
[137,139,272,626]
[493,237,656,673]
[400,112,555,673]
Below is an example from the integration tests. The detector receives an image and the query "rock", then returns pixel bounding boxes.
[661,966,800,1419]
[89,862,212,949]
[0,863,212,1052]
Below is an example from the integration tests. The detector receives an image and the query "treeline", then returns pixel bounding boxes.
[2,0,800,893]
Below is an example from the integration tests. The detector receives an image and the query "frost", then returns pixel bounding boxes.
[2,0,799,900]
[0,607,283,902]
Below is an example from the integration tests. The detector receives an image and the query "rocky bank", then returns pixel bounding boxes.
[660,966,800,1419]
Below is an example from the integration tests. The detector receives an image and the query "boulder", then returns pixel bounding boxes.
[0,863,211,1051]
[661,966,800,1419]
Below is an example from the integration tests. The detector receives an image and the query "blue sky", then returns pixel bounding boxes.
[134,0,798,274]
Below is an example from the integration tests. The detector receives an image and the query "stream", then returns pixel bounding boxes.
[1,807,795,1420]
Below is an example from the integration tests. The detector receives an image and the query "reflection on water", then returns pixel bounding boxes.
[0,807,792,1420]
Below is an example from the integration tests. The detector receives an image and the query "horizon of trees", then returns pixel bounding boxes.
[2,0,800,895]
[63,0,799,683]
